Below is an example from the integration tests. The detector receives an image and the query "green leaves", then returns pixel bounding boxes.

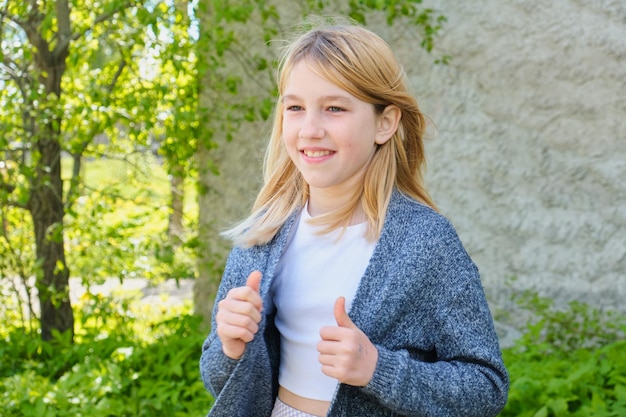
[501,291,626,416]
[63,156,197,283]
[0,295,212,416]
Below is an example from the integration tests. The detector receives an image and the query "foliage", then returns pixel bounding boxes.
[500,291,626,417]
[0,0,206,339]
[3,284,625,417]
[0,291,212,416]
[0,154,197,331]
[0,202,37,329]
[1,0,450,338]
[64,156,198,284]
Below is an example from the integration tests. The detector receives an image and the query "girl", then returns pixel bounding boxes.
[200,23,509,417]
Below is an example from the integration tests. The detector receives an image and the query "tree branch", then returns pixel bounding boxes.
[65,57,128,211]
[55,0,72,49]
[1,58,23,84]
[0,6,25,38]
[1,55,34,89]
[19,6,52,73]
[0,195,28,210]
[107,59,127,93]
[54,0,135,55]
[0,182,16,194]
[64,150,85,211]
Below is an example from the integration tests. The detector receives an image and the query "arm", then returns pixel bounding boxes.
[200,334,240,397]
[199,251,262,396]
[361,218,509,416]
[199,264,238,396]
[364,276,509,417]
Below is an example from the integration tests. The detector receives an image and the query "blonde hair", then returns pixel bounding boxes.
[224,23,436,247]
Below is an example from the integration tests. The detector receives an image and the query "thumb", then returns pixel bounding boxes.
[246,270,262,293]
[334,296,356,328]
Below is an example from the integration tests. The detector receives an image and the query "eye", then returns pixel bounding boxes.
[286,105,303,111]
[328,106,344,113]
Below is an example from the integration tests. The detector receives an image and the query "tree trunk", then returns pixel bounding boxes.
[22,0,74,341]
[29,137,74,341]
[194,144,227,324]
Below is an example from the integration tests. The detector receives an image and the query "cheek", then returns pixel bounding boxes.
[282,128,295,149]
[347,137,378,164]
[281,130,299,159]
[282,120,297,141]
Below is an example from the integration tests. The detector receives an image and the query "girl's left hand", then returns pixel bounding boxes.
[317,297,378,387]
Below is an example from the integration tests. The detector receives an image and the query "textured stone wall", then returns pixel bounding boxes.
[385,0,626,311]
[200,0,626,319]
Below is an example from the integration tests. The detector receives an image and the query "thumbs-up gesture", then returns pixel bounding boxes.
[317,297,378,386]
[215,271,263,360]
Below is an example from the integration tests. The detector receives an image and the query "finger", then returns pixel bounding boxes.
[217,321,258,343]
[333,296,355,328]
[319,325,347,342]
[218,298,262,324]
[224,273,263,312]
[245,271,263,312]
[246,270,262,293]
[216,308,260,339]
[317,352,335,367]
[317,338,341,355]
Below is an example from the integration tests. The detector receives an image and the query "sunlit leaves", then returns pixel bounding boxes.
[0,293,211,415]
[1,0,198,325]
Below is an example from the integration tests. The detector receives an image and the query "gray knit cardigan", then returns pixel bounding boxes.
[200,190,509,417]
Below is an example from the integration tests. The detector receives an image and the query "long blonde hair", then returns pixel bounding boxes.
[224,23,436,247]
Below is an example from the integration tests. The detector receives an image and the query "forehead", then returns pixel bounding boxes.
[282,61,353,97]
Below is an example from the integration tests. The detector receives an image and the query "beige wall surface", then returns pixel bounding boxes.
[385,0,625,310]
[200,0,625,320]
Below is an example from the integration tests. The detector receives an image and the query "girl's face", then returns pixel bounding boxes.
[282,61,389,202]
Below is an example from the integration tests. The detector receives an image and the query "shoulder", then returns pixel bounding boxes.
[383,191,475,268]
[380,191,479,294]
[386,190,458,241]
[225,209,300,273]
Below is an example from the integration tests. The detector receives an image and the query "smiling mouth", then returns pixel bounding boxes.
[302,150,333,158]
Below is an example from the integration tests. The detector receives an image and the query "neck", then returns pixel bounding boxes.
[307,187,366,225]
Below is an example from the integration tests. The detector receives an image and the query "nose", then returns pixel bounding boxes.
[298,112,325,140]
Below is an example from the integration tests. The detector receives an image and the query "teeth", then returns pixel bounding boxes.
[303,150,332,158]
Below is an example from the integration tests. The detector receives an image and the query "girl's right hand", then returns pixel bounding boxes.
[215,270,264,360]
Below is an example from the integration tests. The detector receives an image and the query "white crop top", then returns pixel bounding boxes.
[271,206,376,401]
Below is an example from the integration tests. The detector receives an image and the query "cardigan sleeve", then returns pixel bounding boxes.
[360,215,509,417]
[199,248,246,396]
[198,241,282,402]
[363,277,509,417]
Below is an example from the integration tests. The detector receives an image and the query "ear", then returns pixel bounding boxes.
[375,105,401,145]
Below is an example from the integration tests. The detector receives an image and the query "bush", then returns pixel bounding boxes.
[500,291,626,416]
[4,285,625,416]
[0,292,214,416]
